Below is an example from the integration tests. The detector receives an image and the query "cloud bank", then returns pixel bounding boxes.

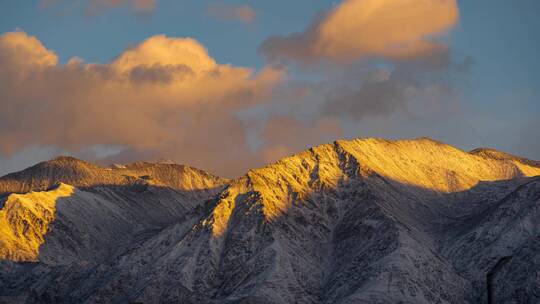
[1,0,469,177]
[0,31,284,176]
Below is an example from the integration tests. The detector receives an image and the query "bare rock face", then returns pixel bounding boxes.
[0,138,539,303]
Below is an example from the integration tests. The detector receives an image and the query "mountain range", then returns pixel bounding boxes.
[1,137,539,303]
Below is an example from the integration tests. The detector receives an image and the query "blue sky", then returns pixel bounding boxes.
[1,0,333,66]
[0,0,538,176]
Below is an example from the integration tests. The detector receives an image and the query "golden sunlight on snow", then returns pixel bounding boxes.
[338,138,540,192]
[0,183,74,261]
[209,138,540,228]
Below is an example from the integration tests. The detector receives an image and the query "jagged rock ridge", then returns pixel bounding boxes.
[0,137,539,303]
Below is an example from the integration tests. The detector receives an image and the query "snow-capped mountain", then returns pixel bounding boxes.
[0,138,539,303]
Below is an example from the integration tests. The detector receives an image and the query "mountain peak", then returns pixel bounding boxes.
[42,156,98,169]
[0,156,228,196]
[153,158,176,164]
[470,147,540,168]
[242,137,540,200]
[470,147,514,158]
[50,155,84,162]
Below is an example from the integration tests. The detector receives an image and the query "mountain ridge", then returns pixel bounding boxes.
[0,156,228,197]
[470,147,540,168]
[1,137,539,303]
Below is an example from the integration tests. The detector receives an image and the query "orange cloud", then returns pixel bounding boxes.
[260,0,459,63]
[207,3,256,23]
[0,32,57,69]
[0,31,282,177]
[111,35,217,73]
[132,0,156,12]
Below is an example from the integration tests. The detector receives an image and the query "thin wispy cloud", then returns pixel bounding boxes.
[207,3,256,23]
[39,0,158,16]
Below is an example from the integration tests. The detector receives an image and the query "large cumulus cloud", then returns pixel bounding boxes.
[0,31,284,176]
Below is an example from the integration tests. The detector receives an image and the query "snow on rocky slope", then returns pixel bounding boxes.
[0,138,539,303]
[0,158,228,264]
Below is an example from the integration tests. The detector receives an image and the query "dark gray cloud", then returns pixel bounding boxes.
[319,51,471,121]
